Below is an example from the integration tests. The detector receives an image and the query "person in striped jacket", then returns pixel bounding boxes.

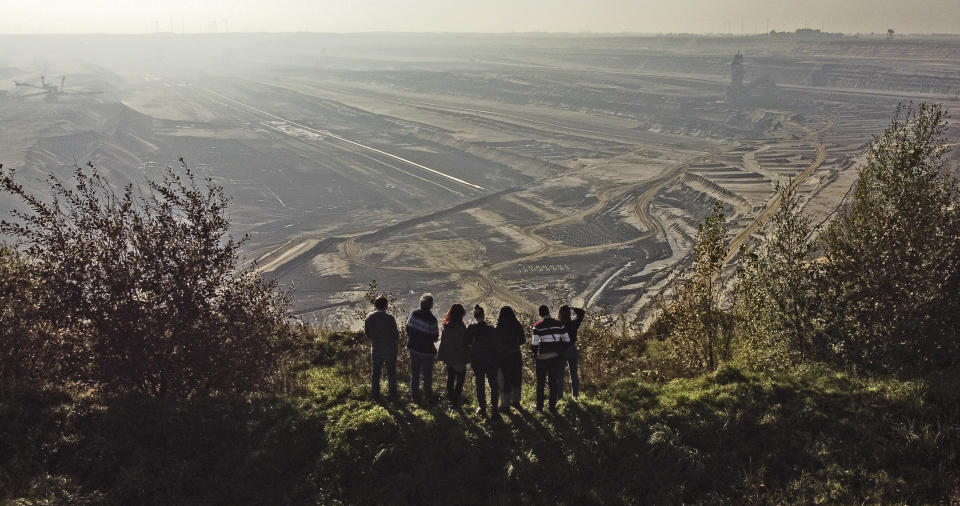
[531,305,570,413]
[406,294,440,404]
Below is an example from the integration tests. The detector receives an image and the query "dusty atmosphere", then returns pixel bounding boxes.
[2,32,959,326]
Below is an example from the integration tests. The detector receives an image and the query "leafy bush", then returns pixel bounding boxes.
[0,246,72,382]
[0,161,295,396]
[819,103,960,373]
[576,308,643,387]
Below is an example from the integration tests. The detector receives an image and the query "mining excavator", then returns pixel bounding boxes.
[13,75,100,101]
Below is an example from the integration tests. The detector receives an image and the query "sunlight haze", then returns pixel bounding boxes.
[3,0,960,35]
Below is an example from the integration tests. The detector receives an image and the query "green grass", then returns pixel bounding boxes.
[2,363,959,504]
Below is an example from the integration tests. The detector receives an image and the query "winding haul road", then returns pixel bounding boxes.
[723,119,832,265]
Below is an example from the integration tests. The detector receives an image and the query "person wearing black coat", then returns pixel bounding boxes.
[559,305,586,399]
[364,295,400,399]
[405,294,439,404]
[495,306,525,413]
[466,305,500,421]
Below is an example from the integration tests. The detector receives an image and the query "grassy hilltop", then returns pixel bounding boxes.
[4,355,960,504]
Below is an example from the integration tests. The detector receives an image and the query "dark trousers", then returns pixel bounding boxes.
[446,366,466,402]
[371,350,397,398]
[500,351,523,407]
[535,356,563,411]
[473,365,500,413]
[409,350,435,402]
[560,344,580,399]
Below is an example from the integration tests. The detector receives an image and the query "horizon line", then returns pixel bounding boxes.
[2,30,960,37]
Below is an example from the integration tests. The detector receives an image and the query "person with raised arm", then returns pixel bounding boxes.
[558,305,586,399]
[406,293,439,404]
[531,305,570,413]
[437,303,469,405]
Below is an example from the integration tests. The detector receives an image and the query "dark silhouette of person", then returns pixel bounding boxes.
[437,303,468,405]
[364,295,400,399]
[406,293,439,404]
[559,305,586,399]
[531,305,570,413]
[466,305,501,420]
[495,305,525,413]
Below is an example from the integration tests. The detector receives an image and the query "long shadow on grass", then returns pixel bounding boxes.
[7,369,957,505]
[343,398,516,505]
[63,394,325,505]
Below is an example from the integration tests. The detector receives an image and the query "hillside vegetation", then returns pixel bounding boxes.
[1,104,959,504]
[4,361,959,504]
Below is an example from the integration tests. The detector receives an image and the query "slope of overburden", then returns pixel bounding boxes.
[3,363,958,504]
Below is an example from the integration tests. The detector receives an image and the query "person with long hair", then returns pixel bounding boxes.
[466,304,501,421]
[495,305,525,413]
[436,303,468,405]
[558,305,586,399]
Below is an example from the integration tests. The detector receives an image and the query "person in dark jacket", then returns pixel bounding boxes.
[531,305,570,413]
[559,305,586,399]
[495,306,525,413]
[437,304,468,405]
[466,305,501,420]
[364,295,400,399]
[406,293,439,404]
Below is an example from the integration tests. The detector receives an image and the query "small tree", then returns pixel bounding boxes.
[820,103,960,373]
[352,280,406,323]
[656,202,732,374]
[0,161,294,396]
[733,182,820,370]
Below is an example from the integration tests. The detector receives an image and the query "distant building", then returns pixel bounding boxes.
[794,28,843,39]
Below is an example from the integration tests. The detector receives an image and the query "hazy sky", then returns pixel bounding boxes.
[3,0,960,35]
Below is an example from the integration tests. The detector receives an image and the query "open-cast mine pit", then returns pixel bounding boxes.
[2,33,958,327]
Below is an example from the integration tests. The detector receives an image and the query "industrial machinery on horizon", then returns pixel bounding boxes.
[13,75,101,101]
[728,52,776,103]
[729,51,745,98]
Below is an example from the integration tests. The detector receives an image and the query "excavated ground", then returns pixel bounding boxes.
[1,33,958,326]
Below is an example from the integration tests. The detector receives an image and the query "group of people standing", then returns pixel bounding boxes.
[363,293,585,418]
